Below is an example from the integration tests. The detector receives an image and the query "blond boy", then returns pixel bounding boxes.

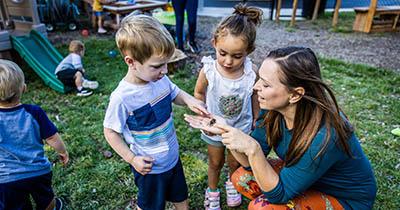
[103,15,208,210]
[55,40,98,96]
[0,59,69,210]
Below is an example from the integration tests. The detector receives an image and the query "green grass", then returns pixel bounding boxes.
[19,38,399,209]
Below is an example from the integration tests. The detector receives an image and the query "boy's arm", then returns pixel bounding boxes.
[45,133,69,165]
[194,68,208,102]
[173,73,209,115]
[103,127,154,175]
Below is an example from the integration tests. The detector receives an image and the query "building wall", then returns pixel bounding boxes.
[200,0,400,9]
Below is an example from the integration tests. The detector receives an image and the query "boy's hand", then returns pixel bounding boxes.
[59,151,69,166]
[186,97,209,116]
[131,156,154,175]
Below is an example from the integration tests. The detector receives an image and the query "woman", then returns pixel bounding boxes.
[184,46,377,210]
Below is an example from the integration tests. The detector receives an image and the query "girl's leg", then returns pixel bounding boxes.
[226,150,240,176]
[207,144,225,190]
[185,0,198,43]
[172,0,186,50]
[248,190,343,210]
[172,199,189,210]
[225,150,242,207]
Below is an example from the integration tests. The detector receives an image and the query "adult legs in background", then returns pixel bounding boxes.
[172,0,186,50]
[171,0,199,53]
[185,0,199,53]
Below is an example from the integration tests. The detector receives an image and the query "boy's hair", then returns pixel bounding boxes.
[214,3,263,54]
[116,14,175,64]
[0,59,25,103]
[69,40,85,54]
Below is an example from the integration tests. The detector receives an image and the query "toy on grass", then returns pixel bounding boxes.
[108,50,118,58]
[81,29,89,37]
[391,128,400,137]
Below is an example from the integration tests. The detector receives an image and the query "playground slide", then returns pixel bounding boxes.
[11,30,69,93]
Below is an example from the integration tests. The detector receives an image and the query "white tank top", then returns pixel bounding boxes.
[202,56,256,141]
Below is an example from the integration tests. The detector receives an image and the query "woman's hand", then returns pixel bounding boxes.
[215,123,259,156]
[184,114,227,135]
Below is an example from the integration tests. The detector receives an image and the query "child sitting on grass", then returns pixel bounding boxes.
[0,59,69,210]
[103,14,208,210]
[55,40,98,97]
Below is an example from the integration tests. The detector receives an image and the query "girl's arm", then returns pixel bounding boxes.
[194,68,208,102]
[45,133,69,165]
[251,65,260,127]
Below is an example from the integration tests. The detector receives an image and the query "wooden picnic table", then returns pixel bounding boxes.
[102,0,167,25]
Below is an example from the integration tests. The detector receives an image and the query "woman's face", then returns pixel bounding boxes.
[253,59,291,111]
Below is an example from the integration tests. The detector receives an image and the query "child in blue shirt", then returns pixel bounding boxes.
[103,14,208,210]
[0,59,69,210]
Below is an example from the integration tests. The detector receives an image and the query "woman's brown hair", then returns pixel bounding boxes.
[213,3,263,53]
[263,46,353,166]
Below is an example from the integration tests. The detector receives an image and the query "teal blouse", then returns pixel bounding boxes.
[251,110,377,210]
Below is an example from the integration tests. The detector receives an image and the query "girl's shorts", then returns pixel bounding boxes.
[201,132,224,147]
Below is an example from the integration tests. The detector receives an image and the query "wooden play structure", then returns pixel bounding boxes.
[0,0,46,52]
[0,0,69,93]
[274,0,342,27]
[353,0,400,33]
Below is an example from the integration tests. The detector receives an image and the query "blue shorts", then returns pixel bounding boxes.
[0,172,54,210]
[131,158,188,210]
[94,11,104,17]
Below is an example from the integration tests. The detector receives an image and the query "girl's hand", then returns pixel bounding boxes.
[131,156,154,175]
[215,123,258,155]
[184,114,227,135]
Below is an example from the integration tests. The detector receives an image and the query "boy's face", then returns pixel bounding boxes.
[128,54,170,84]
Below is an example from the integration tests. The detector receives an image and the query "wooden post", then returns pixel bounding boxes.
[393,14,399,30]
[312,0,321,21]
[332,0,342,27]
[275,0,282,23]
[364,0,378,33]
[290,0,298,27]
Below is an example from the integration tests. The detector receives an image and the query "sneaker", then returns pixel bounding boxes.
[55,197,63,210]
[82,79,99,90]
[204,188,221,210]
[187,41,200,54]
[76,88,93,97]
[226,180,242,207]
[98,27,107,34]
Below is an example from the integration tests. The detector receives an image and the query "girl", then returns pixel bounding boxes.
[186,47,377,210]
[193,4,262,209]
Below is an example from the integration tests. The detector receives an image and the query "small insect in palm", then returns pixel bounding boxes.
[208,118,216,126]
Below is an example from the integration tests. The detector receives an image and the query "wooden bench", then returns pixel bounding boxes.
[353,0,400,33]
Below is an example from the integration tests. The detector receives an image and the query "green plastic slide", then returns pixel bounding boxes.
[11,30,70,93]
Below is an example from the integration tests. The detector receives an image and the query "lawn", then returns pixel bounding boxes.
[18,38,399,209]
